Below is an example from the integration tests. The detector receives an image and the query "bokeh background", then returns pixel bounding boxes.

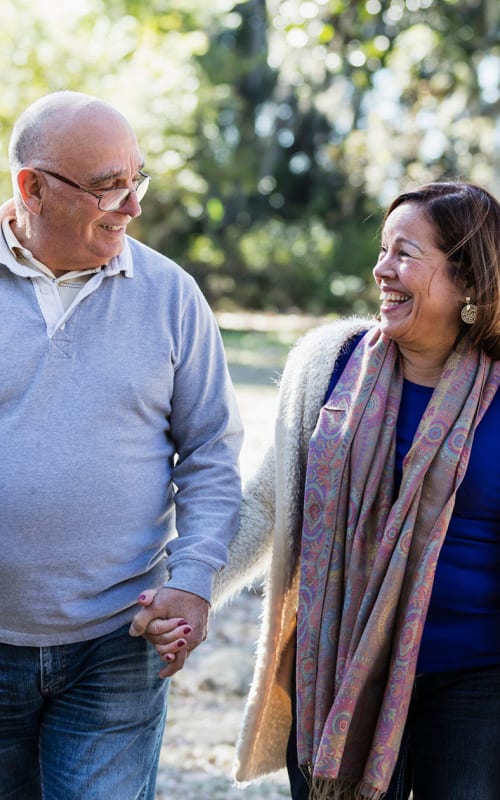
[1,0,499,318]
[2,2,498,796]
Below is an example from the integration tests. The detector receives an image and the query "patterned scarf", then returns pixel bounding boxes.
[296,327,500,800]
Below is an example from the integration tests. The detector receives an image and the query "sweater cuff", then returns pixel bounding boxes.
[162,560,216,605]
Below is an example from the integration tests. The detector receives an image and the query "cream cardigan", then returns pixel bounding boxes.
[212,316,374,783]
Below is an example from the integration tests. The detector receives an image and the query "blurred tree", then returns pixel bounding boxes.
[170,0,500,312]
[0,0,498,314]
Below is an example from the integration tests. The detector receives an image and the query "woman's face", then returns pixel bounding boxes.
[372,202,464,357]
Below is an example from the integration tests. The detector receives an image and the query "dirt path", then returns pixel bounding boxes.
[155,587,289,799]
[155,372,289,798]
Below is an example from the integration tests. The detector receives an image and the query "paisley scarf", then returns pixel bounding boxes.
[296,326,500,799]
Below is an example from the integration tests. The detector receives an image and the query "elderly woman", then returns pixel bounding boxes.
[147,182,500,799]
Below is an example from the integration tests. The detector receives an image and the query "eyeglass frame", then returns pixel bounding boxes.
[33,167,151,211]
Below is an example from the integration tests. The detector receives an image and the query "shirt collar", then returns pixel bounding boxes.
[2,215,32,260]
[104,237,134,278]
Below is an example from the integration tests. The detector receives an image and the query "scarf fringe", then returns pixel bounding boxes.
[309,777,384,800]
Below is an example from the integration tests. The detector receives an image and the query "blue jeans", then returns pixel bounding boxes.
[288,664,500,800]
[0,624,169,800]
[385,665,500,800]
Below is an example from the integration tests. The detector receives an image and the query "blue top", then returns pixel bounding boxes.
[398,379,500,672]
[327,335,500,673]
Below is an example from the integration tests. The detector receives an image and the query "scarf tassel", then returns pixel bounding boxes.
[309,777,384,800]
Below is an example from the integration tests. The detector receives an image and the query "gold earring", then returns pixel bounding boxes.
[461,297,477,325]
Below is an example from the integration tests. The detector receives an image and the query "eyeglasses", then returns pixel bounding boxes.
[35,168,151,212]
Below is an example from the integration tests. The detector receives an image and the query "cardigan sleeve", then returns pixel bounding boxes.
[212,315,375,608]
[211,445,276,607]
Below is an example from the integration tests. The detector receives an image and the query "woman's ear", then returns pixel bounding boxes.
[16,168,43,214]
[464,283,477,304]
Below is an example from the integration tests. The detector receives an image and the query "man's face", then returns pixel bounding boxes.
[26,109,144,273]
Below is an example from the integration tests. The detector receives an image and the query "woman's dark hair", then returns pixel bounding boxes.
[384,181,500,359]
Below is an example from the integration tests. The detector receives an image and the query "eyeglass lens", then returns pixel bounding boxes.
[98,175,150,211]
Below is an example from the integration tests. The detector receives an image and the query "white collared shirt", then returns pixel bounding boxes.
[0,216,132,337]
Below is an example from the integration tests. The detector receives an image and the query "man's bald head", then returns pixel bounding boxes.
[7,91,144,271]
[8,91,131,171]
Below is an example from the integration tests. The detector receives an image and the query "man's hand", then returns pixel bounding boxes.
[129,587,210,678]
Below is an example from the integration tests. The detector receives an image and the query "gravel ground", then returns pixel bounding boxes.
[155,380,289,799]
[155,588,290,799]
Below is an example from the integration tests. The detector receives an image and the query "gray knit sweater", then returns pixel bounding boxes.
[0,231,242,646]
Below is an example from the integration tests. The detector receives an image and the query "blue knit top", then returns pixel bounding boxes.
[398,379,500,672]
[327,334,500,673]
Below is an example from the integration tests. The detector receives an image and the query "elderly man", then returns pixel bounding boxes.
[0,91,242,799]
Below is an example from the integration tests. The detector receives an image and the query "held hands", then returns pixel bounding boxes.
[129,587,209,678]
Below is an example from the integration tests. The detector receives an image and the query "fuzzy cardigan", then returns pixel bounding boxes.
[212,316,374,783]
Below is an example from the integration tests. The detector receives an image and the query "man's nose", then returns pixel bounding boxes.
[118,190,142,219]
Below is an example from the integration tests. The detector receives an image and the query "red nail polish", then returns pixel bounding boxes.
[183,626,192,635]
[138,594,147,601]
[176,639,186,648]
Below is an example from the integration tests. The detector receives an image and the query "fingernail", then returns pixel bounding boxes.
[178,619,188,626]
[176,639,186,648]
[165,653,175,662]
[183,626,192,635]
[138,594,147,601]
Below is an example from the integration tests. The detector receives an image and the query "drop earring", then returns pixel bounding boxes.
[461,297,477,324]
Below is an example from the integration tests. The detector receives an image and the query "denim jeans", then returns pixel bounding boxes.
[385,664,500,800]
[288,664,500,800]
[0,624,170,800]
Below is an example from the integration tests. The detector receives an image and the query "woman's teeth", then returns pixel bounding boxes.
[380,291,410,303]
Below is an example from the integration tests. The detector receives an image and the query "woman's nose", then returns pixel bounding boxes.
[373,252,394,281]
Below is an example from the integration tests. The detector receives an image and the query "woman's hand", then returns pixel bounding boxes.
[129,587,209,678]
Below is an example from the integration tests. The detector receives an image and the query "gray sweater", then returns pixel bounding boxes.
[0,232,242,645]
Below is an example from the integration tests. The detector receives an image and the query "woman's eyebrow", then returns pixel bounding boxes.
[395,235,423,253]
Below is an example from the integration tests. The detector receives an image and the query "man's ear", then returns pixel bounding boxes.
[16,168,43,214]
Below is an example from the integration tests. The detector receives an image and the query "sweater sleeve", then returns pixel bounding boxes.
[212,445,277,607]
[163,284,243,604]
[212,315,375,607]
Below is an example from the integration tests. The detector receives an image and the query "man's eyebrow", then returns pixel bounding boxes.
[86,164,146,188]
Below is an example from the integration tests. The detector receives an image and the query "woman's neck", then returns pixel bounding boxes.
[398,346,453,387]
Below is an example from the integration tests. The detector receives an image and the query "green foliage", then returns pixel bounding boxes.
[1,0,499,312]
